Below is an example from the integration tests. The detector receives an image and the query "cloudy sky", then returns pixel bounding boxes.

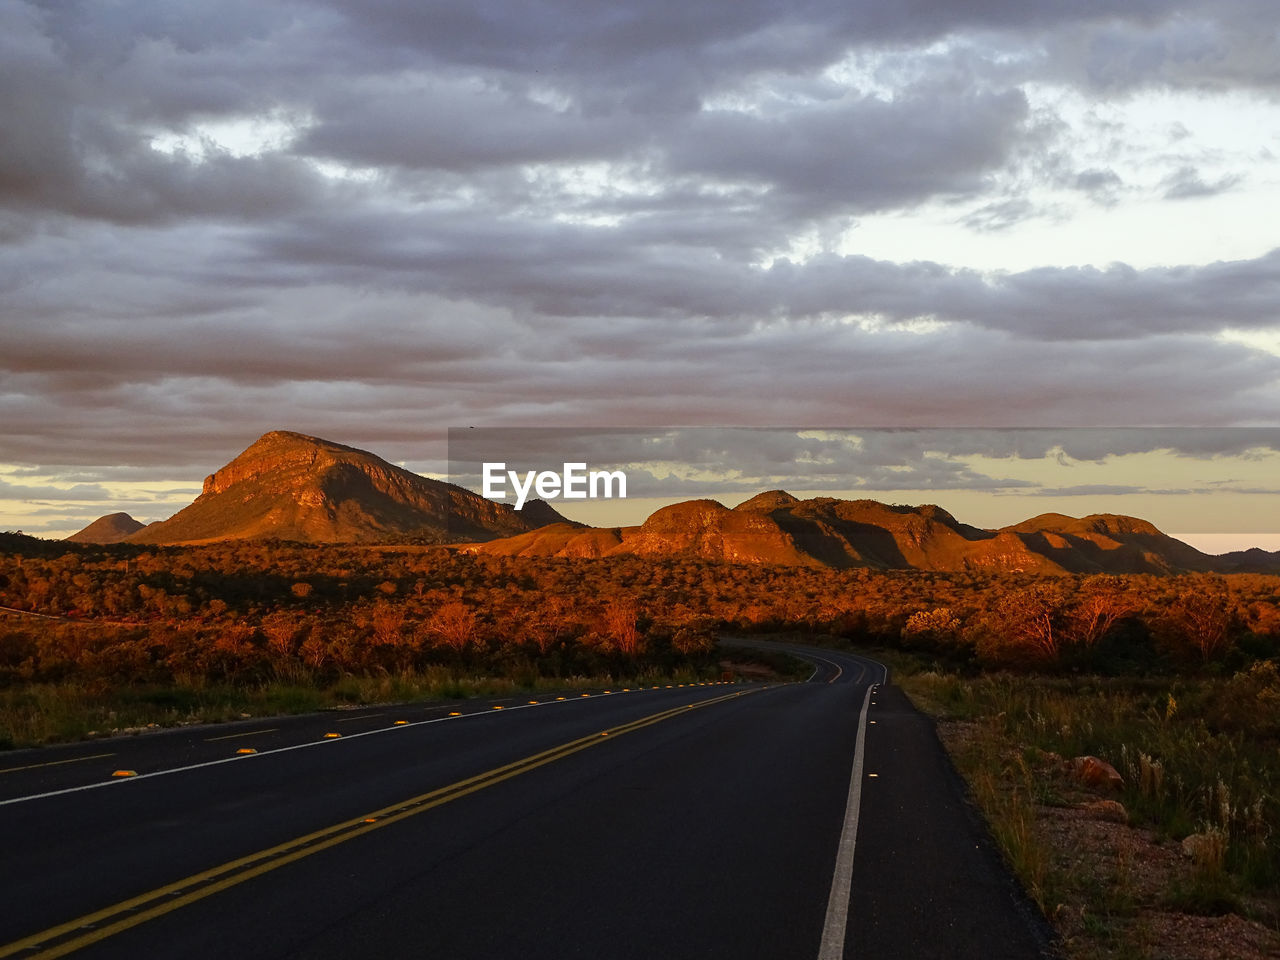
[3,0,1280,544]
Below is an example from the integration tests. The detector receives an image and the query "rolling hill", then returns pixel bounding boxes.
[65,512,146,544]
[471,490,1227,574]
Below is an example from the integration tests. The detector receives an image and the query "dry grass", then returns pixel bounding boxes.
[894,664,1280,960]
[0,663,734,748]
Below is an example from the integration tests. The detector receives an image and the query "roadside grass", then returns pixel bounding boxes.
[878,650,1280,959]
[0,663,753,749]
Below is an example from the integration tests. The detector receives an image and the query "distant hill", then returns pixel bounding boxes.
[128,431,566,545]
[1000,513,1213,574]
[66,512,145,544]
[1216,547,1280,574]
[472,490,1226,574]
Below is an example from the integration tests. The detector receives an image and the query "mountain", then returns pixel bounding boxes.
[1000,513,1213,574]
[472,490,1223,574]
[128,431,566,545]
[1216,547,1280,574]
[66,512,146,544]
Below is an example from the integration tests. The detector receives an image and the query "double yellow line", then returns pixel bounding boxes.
[1,689,751,959]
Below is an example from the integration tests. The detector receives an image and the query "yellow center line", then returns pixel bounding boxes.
[0,689,753,960]
[0,753,116,776]
[202,728,280,742]
[335,713,384,723]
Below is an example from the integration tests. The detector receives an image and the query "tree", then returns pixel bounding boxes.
[1163,588,1233,665]
[430,601,479,654]
[901,607,961,650]
[976,582,1069,666]
[1062,576,1134,650]
[603,597,641,655]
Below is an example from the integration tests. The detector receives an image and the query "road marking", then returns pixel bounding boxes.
[203,729,279,742]
[0,687,700,808]
[335,713,383,723]
[817,682,874,960]
[0,689,753,960]
[0,753,115,775]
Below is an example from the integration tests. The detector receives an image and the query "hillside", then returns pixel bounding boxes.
[471,490,1223,574]
[128,431,565,544]
[1000,513,1213,574]
[65,512,145,544]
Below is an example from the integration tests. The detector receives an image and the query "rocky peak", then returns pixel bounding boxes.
[734,490,800,512]
[202,431,355,496]
[131,430,566,544]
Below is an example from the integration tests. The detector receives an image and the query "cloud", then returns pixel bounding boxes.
[1071,168,1124,204]
[0,0,1277,518]
[667,87,1031,217]
[0,478,110,500]
[1161,165,1243,199]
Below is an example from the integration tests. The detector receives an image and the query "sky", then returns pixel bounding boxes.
[2,0,1280,546]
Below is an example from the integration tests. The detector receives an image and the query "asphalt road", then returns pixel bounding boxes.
[0,643,1054,959]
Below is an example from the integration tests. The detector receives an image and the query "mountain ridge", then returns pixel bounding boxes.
[472,490,1238,574]
[63,434,1277,571]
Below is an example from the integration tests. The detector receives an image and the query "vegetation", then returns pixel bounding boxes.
[891,654,1280,957]
[4,533,1279,683]
[2,530,1278,951]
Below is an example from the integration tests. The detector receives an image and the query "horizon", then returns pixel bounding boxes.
[20,424,1280,556]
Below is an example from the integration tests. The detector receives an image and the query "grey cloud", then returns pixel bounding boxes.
[1,0,1278,500]
[1034,4,1280,94]
[0,479,110,500]
[667,88,1030,216]
[1032,484,1155,496]
[766,250,1280,341]
[1161,165,1243,200]
[240,200,1280,340]
[318,0,1186,94]
[1,0,1217,233]
[7,313,1276,472]
[957,198,1041,231]
[1072,168,1124,204]
[297,78,640,172]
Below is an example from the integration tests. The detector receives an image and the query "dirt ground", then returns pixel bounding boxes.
[937,720,1280,960]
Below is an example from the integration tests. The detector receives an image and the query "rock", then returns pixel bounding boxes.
[1084,799,1128,823]
[1181,831,1225,864]
[1070,755,1125,791]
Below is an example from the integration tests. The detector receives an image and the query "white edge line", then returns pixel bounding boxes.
[0,686,678,809]
[817,682,874,960]
[799,652,844,685]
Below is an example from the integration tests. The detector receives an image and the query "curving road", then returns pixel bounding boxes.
[0,641,1053,959]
